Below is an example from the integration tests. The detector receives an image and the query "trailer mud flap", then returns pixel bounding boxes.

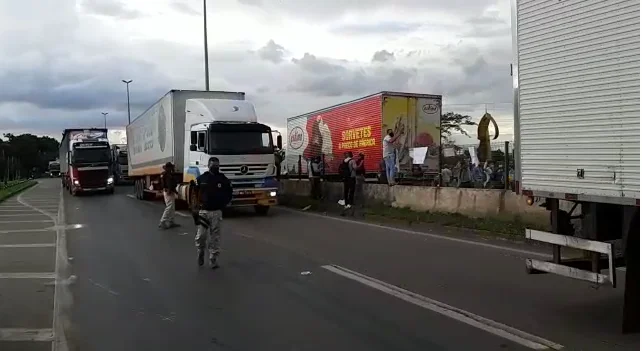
[525,229,616,287]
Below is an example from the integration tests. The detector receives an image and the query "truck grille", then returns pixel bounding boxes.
[219,163,271,188]
[79,169,109,188]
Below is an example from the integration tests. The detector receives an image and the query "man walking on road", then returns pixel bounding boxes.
[193,157,233,269]
[159,162,179,229]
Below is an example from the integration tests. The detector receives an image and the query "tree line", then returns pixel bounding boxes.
[0,133,60,181]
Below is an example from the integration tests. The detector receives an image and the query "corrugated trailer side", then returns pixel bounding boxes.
[286,94,383,176]
[513,0,640,333]
[515,0,640,205]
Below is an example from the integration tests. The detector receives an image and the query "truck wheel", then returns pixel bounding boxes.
[254,205,270,215]
[135,179,143,200]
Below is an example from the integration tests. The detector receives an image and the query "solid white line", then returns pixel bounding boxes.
[322,264,564,350]
[0,272,56,279]
[0,213,50,217]
[0,220,54,223]
[0,328,54,341]
[278,207,552,260]
[53,186,70,351]
[0,228,54,233]
[0,209,52,212]
[126,194,135,199]
[0,243,55,248]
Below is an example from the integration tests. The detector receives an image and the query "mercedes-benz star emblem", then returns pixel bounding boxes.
[240,165,249,174]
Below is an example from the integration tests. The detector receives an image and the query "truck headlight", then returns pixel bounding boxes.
[107,177,114,184]
[270,191,277,197]
[73,180,80,186]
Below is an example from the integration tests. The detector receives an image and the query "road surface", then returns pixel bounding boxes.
[0,178,638,350]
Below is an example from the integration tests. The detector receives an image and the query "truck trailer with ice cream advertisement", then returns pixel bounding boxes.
[285,91,442,180]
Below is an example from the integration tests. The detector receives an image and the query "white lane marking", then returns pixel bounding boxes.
[126,194,135,199]
[0,243,55,248]
[0,328,54,341]
[0,272,56,279]
[322,264,564,350]
[0,209,55,212]
[0,228,54,233]
[0,220,54,223]
[53,185,70,351]
[18,184,70,351]
[278,207,552,260]
[0,214,50,217]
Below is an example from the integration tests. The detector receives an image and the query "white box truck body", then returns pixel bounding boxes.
[512,0,639,332]
[127,90,282,214]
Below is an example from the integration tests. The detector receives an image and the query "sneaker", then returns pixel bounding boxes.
[338,199,345,206]
[210,260,220,270]
[158,222,168,229]
[197,251,205,266]
[344,204,352,209]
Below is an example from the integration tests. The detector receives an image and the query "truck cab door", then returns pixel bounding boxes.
[189,129,208,168]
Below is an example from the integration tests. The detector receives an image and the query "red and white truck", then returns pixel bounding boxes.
[60,128,114,195]
[285,91,442,180]
[512,0,639,332]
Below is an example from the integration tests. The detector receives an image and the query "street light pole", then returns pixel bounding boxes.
[122,79,133,124]
[203,0,210,91]
[101,112,108,129]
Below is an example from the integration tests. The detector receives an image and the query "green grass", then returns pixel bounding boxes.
[0,180,37,203]
[280,194,548,240]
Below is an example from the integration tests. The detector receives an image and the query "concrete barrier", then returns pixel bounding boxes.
[279,179,576,227]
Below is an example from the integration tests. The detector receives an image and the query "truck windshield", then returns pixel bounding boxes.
[208,130,273,155]
[49,164,60,171]
[72,148,111,164]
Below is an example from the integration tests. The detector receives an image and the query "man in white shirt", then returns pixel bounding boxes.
[382,129,401,185]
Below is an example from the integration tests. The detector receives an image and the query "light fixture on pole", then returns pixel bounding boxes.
[101,112,108,128]
[122,79,133,124]
[203,0,210,91]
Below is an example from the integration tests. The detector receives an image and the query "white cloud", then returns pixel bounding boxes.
[0,0,514,145]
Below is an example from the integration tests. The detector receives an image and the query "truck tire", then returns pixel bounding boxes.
[254,205,270,215]
[135,179,143,200]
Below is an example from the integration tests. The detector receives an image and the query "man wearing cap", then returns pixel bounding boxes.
[193,157,233,269]
[159,162,179,229]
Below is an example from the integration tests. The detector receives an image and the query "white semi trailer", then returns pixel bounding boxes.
[512,0,640,332]
[127,90,282,215]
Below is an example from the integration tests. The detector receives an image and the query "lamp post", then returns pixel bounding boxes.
[101,112,108,128]
[122,79,133,124]
[203,0,210,91]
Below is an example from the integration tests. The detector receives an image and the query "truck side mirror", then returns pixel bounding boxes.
[276,135,282,150]
[189,144,197,152]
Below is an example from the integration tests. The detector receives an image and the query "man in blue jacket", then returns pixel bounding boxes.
[193,157,233,269]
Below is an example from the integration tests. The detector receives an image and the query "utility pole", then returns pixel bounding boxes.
[203,0,210,91]
[122,80,133,124]
[101,112,108,128]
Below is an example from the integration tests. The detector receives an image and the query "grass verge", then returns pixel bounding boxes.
[0,180,37,203]
[279,194,549,241]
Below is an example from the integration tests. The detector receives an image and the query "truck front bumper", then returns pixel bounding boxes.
[230,188,278,207]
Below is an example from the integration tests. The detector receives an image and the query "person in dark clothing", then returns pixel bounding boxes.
[159,162,179,229]
[338,151,357,209]
[354,153,366,208]
[193,157,233,269]
[308,156,322,199]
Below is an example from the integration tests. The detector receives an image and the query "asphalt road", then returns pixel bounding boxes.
[1,178,639,351]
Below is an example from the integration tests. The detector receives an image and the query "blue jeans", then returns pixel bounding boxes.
[384,155,396,184]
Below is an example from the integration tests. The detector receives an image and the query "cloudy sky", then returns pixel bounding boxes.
[0,0,514,144]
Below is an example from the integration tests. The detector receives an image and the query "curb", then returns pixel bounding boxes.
[0,180,37,203]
